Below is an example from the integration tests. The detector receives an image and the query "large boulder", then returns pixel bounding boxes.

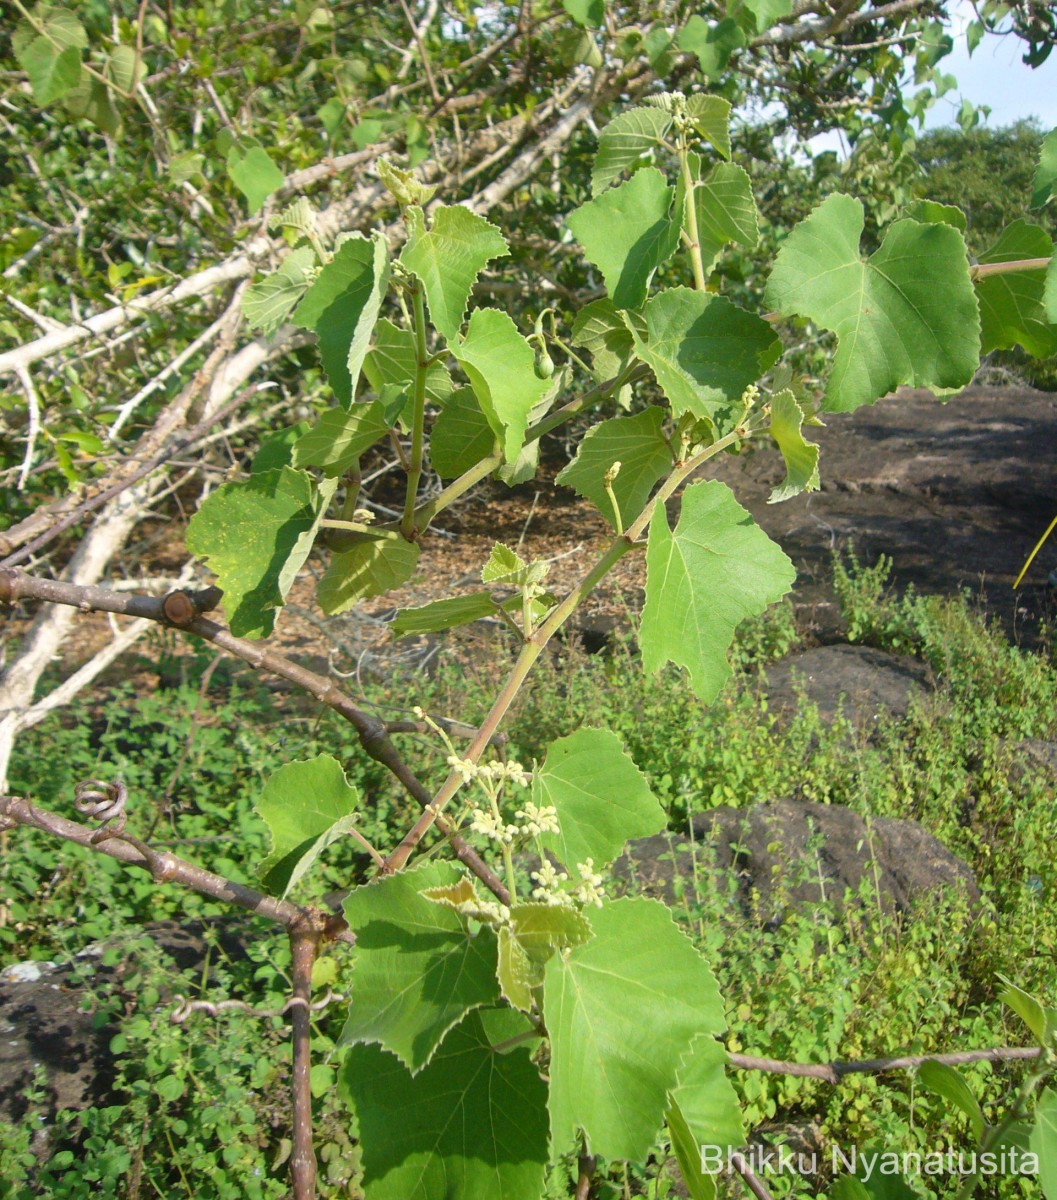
[615,798,978,922]
[759,644,933,726]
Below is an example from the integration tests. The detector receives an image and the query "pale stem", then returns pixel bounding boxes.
[401,285,430,540]
[384,426,747,872]
[678,138,707,292]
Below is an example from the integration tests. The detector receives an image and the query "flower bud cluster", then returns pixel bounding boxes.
[530,856,605,909]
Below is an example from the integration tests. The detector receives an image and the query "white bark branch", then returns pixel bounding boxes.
[0,252,262,378]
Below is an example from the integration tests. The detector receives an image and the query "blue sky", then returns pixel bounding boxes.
[806,3,1057,156]
[926,1,1057,131]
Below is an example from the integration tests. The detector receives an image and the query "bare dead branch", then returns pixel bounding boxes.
[0,792,350,942]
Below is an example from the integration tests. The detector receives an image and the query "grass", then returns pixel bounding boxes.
[1,553,1055,1197]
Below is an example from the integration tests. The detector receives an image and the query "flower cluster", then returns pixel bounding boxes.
[530,859,568,903]
[514,801,559,837]
[530,856,604,908]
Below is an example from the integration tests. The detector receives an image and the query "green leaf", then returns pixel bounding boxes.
[668,1038,744,1200]
[340,1012,547,1200]
[628,288,781,431]
[566,167,681,310]
[452,309,550,463]
[686,96,733,160]
[764,194,980,413]
[1032,128,1057,208]
[318,537,420,615]
[591,107,672,195]
[571,300,636,402]
[186,467,322,638]
[998,974,1057,1047]
[429,387,496,477]
[497,926,536,1012]
[572,299,636,362]
[106,44,141,93]
[294,233,390,407]
[482,542,524,583]
[400,205,508,343]
[832,1180,872,1200]
[499,904,594,1011]
[255,755,360,898]
[481,542,546,588]
[227,144,284,215]
[768,389,820,503]
[14,9,86,105]
[391,593,500,638]
[736,0,793,33]
[693,163,759,274]
[251,421,311,474]
[271,196,317,243]
[916,1060,984,1142]
[533,728,666,879]
[563,0,605,27]
[291,401,389,476]
[556,407,671,531]
[1033,1087,1057,1200]
[544,897,726,1160]
[666,1096,715,1200]
[975,221,1057,358]
[339,862,500,1070]
[671,1037,745,1155]
[64,74,120,135]
[363,318,453,409]
[902,199,967,231]
[242,247,317,337]
[511,902,592,964]
[640,480,796,703]
[679,19,746,83]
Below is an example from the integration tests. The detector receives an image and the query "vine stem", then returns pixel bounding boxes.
[730,1150,776,1200]
[970,256,1052,280]
[0,569,510,904]
[289,923,322,1200]
[0,792,352,944]
[384,426,746,872]
[678,137,707,292]
[401,285,430,540]
[729,1045,1042,1086]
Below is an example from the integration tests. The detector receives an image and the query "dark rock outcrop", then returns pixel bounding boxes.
[759,644,933,726]
[615,798,979,922]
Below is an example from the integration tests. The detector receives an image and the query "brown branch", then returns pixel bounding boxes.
[289,922,321,1200]
[0,568,510,904]
[729,1045,1042,1086]
[730,1150,777,1200]
[0,793,350,943]
[575,1153,596,1200]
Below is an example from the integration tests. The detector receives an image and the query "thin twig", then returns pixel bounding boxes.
[14,366,41,491]
[0,793,350,943]
[728,1045,1042,1086]
[730,1150,776,1200]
